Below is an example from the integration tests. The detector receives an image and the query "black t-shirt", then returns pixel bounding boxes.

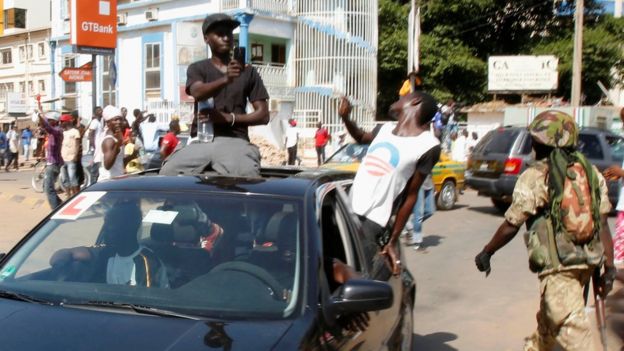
[186,59,269,141]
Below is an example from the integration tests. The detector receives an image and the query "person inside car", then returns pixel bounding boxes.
[50,202,169,287]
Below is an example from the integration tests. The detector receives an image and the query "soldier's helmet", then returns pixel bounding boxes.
[528,110,578,148]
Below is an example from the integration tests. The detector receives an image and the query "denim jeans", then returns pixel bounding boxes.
[407,186,436,243]
[89,162,100,183]
[43,164,62,209]
[61,161,78,188]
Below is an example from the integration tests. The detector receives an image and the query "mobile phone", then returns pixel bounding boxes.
[233,46,246,66]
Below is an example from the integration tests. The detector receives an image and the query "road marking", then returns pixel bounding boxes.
[0,191,45,209]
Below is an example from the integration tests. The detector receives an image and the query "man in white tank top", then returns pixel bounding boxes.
[338,91,441,275]
[98,106,126,181]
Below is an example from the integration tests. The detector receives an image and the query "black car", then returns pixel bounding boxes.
[0,168,415,350]
[466,126,624,211]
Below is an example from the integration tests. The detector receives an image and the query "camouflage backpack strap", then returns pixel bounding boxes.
[574,151,602,235]
[547,147,570,236]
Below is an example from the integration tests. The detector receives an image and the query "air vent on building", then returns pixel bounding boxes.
[117,13,127,26]
[145,8,158,21]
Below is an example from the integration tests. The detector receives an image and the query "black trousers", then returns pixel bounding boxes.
[287,146,297,165]
[315,146,325,166]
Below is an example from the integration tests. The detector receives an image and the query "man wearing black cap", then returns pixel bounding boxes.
[160,13,269,177]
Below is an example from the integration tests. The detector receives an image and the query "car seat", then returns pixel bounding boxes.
[148,202,213,287]
[249,211,298,288]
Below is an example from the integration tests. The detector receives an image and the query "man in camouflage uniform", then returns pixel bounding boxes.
[474,111,616,350]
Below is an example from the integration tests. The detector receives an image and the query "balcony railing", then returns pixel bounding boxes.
[220,0,290,15]
[254,64,287,87]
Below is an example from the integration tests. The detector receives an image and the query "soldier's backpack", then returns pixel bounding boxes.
[524,150,604,272]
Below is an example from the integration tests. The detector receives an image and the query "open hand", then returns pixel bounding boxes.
[338,97,352,119]
[603,165,624,181]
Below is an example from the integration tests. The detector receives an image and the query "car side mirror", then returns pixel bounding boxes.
[327,279,393,317]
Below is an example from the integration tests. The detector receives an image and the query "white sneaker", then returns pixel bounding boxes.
[405,236,422,247]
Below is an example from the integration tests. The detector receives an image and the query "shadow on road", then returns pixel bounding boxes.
[421,235,444,249]
[412,332,458,351]
[467,206,504,217]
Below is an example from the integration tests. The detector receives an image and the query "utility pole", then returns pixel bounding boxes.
[571,0,584,107]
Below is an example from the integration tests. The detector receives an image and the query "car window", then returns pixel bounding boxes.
[473,129,520,155]
[0,191,302,319]
[321,191,355,268]
[520,134,533,155]
[325,144,369,164]
[578,134,604,159]
[606,135,624,163]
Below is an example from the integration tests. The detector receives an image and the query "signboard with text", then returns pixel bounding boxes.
[6,92,28,114]
[70,0,117,55]
[488,55,558,92]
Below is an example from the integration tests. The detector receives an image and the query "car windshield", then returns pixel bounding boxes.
[326,144,370,164]
[473,129,521,155]
[0,191,302,319]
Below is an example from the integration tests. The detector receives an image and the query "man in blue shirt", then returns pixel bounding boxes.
[21,127,32,161]
[0,128,6,167]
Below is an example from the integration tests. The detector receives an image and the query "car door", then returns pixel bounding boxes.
[321,182,403,350]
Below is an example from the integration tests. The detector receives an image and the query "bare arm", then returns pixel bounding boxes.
[338,97,375,144]
[205,99,269,126]
[482,220,521,255]
[50,247,93,266]
[188,60,243,101]
[382,171,426,275]
[101,137,121,170]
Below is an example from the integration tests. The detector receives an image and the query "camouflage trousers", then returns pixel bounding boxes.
[523,268,595,351]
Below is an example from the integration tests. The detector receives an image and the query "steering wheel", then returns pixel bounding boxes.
[209,261,285,301]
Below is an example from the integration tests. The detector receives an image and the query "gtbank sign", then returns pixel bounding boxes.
[70,0,117,50]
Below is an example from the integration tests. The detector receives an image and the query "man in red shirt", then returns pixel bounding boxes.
[314,122,330,166]
[160,120,181,161]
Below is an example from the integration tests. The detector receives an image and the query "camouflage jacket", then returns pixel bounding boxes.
[505,160,611,276]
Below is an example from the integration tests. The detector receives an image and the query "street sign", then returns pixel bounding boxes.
[70,0,117,54]
[488,55,559,92]
[59,67,93,82]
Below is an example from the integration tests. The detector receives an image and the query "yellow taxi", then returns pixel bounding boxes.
[323,143,465,210]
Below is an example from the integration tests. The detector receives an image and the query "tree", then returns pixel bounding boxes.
[377,0,620,112]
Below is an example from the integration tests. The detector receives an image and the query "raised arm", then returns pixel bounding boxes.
[338,97,375,144]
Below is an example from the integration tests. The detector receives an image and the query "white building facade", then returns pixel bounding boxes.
[0,0,52,127]
[49,0,378,140]
[50,0,297,124]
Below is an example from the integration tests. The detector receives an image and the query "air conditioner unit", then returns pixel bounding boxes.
[270,99,280,112]
[117,13,127,26]
[145,8,158,21]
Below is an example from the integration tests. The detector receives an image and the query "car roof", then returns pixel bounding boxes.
[497,125,618,136]
[85,167,354,198]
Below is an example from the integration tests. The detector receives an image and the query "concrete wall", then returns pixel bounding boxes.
[466,111,504,139]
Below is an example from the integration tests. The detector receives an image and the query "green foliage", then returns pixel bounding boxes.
[377,0,622,113]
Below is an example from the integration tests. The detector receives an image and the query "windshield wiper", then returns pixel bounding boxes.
[0,289,54,305]
[61,301,201,320]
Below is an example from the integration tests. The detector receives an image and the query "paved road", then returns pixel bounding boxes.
[0,169,620,350]
[404,190,619,351]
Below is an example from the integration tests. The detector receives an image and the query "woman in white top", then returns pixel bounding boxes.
[98,105,125,181]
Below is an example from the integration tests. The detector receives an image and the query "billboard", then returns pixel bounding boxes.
[488,55,558,92]
[70,0,117,55]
